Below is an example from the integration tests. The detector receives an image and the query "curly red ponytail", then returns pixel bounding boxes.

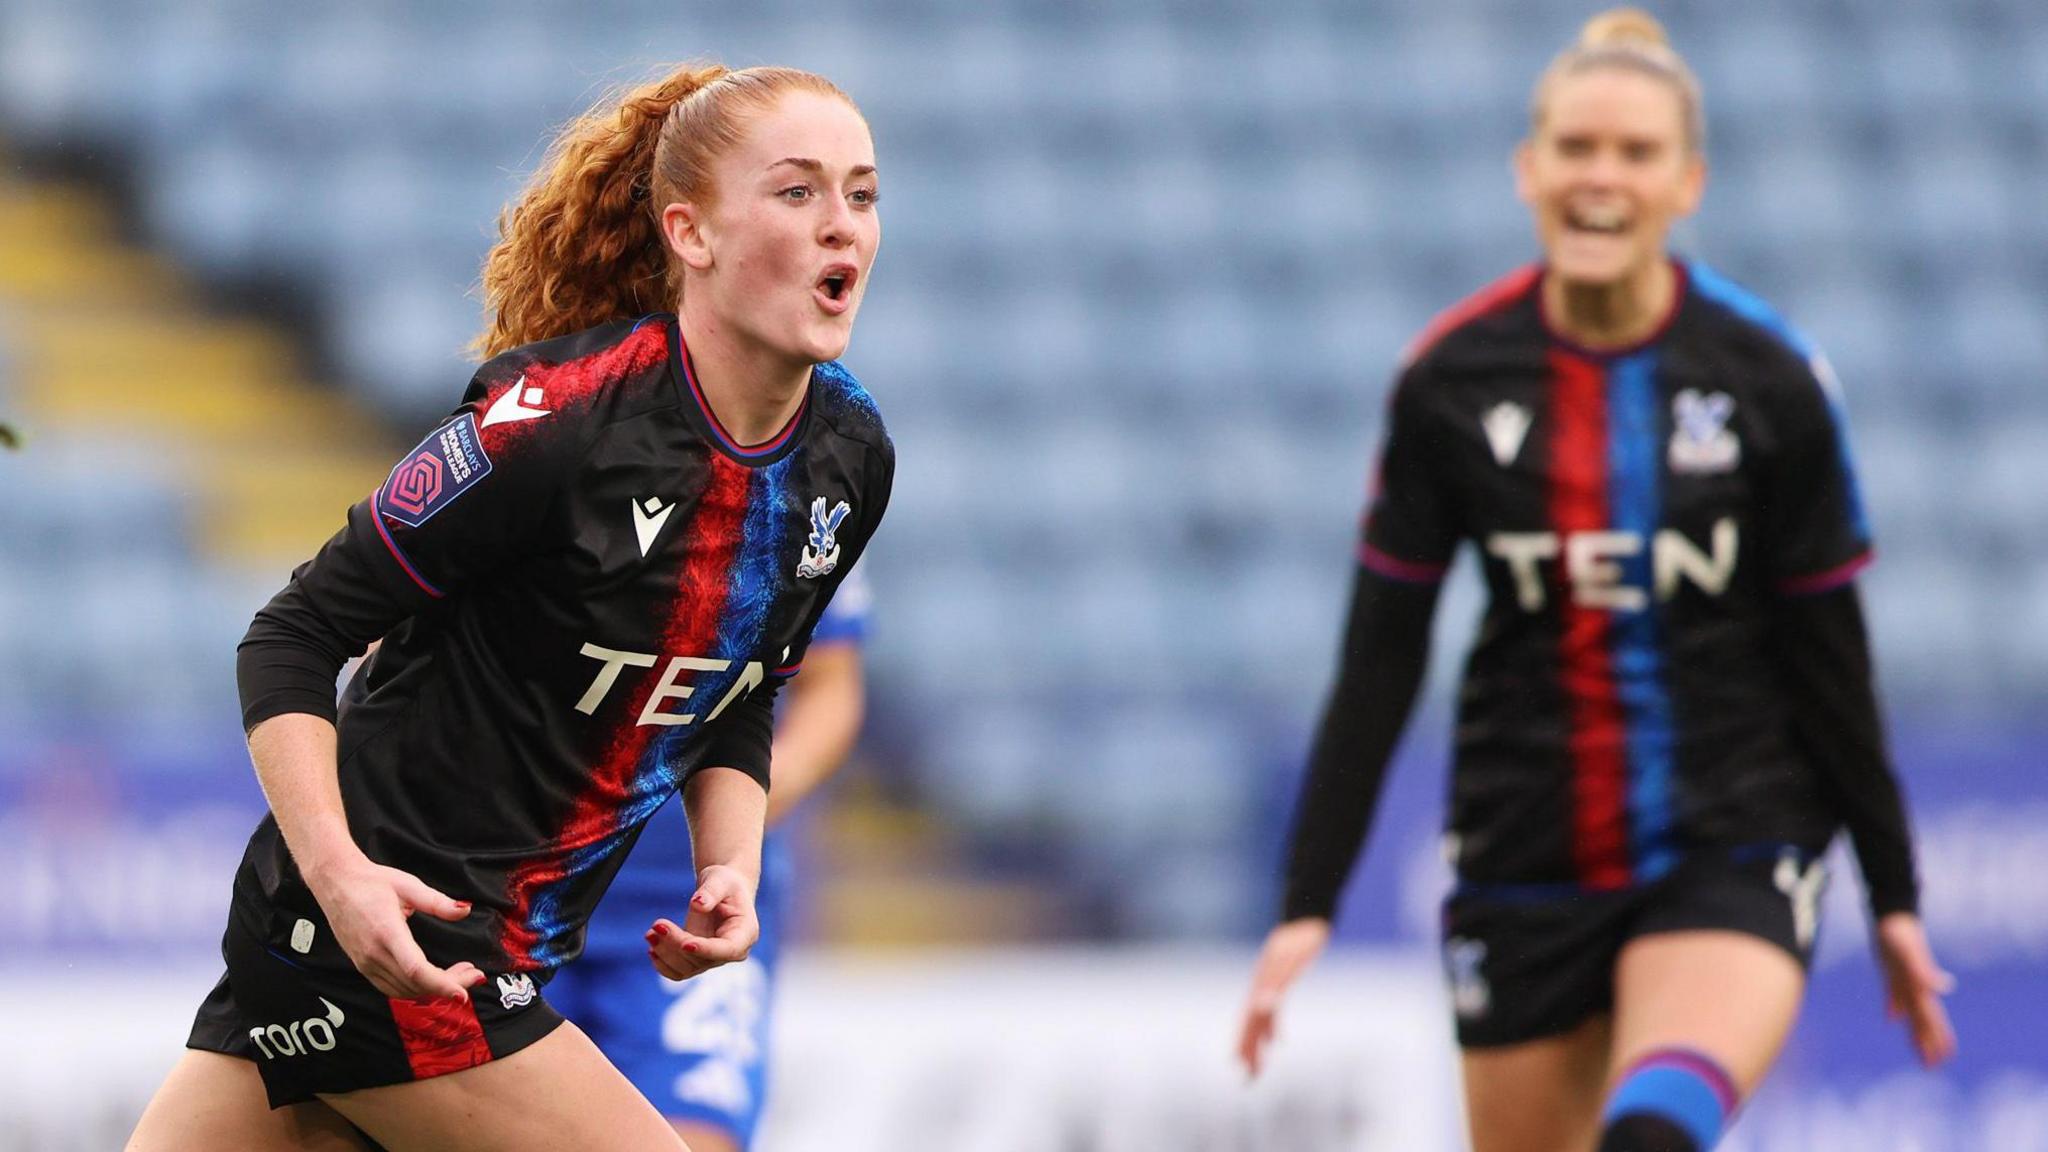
[472,62,856,359]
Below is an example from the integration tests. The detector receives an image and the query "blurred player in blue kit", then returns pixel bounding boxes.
[549,565,871,1152]
[1239,11,1954,1152]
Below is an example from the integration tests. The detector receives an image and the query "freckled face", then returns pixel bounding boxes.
[691,91,881,366]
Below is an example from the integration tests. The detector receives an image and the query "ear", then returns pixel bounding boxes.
[662,201,714,272]
[1511,140,1537,208]
[1673,154,1707,220]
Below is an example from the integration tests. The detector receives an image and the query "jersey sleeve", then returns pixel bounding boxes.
[1770,585,1920,916]
[1761,351,1874,594]
[1357,365,1461,583]
[687,677,785,791]
[237,365,579,731]
[1280,368,1455,922]
[1280,563,1443,922]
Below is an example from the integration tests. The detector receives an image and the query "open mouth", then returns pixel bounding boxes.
[816,264,858,307]
[1563,202,1632,236]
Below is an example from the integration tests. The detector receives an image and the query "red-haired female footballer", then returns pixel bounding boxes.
[129,62,892,1152]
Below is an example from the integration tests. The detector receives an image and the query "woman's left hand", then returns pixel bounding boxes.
[646,863,760,981]
[1875,911,1957,1066]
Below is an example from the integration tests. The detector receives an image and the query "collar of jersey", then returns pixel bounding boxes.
[663,314,810,467]
[1535,256,1689,361]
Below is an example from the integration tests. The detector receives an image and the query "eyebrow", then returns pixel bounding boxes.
[768,157,878,179]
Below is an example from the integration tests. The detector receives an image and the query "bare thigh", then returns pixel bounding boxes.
[319,1020,686,1152]
[1610,930,1806,1097]
[1461,1013,1613,1152]
[672,1122,740,1152]
[126,1049,373,1152]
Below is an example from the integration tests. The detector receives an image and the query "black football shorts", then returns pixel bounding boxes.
[1439,844,1827,1049]
[186,877,563,1108]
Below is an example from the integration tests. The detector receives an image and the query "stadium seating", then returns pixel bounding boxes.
[0,161,393,761]
[2,1,2042,936]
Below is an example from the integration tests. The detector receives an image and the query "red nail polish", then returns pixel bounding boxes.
[683,940,699,953]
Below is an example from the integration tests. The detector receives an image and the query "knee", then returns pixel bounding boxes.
[1596,1047,1738,1152]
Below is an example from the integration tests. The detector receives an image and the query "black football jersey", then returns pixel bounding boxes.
[234,314,892,974]
[1361,260,1871,890]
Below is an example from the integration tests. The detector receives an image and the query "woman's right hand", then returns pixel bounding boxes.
[646,862,760,982]
[1236,917,1334,1078]
[305,854,486,1002]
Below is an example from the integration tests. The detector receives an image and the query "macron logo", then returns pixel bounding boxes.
[632,497,675,558]
[480,375,551,429]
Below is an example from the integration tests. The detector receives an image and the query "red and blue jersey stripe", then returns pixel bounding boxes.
[1548,345,1680,889]
[500,452,794,969]
[1548,349,1631,889]
[1604,350,1680,882]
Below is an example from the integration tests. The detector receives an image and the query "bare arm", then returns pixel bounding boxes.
[764,642,866,826]
[684,765,770,891]
[247,713,483,1001]
[247,714,360,887]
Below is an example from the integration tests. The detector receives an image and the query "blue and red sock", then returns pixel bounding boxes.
[1597,1047,1739,1152]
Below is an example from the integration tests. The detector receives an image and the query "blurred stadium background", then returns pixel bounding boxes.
[2,1,2044,1148]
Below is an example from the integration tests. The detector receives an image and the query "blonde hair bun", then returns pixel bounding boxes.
[1579,8,1670,50]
